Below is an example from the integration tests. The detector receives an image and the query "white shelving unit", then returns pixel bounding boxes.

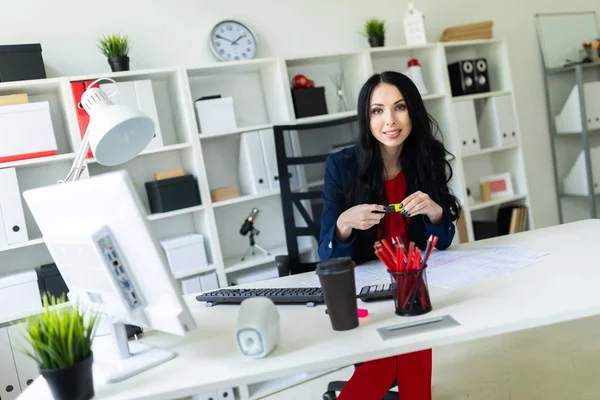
[0,38,533,305]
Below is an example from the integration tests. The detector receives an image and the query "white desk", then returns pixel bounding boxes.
[19,219,600,400]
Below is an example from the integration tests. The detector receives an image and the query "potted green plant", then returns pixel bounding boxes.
[97,33,131,72]
[364,18,386,47]
[16,295,100,400]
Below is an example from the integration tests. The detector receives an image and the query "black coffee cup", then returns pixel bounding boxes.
[316,257,358,331]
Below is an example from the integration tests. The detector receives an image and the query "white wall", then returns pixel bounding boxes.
[1,0,599,229]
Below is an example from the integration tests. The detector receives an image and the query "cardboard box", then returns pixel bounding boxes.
[0,93,28,106]
[210,186,240,202]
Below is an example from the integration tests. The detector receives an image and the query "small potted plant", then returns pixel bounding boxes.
[16,295,100,400]
[364,18,386,47]
[97,33,131,72]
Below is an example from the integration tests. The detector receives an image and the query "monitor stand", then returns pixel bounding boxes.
[93,321,177,383]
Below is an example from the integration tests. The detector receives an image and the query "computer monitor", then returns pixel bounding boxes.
[23,170,196,383]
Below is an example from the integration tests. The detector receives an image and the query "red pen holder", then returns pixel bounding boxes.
[389,265,432,316]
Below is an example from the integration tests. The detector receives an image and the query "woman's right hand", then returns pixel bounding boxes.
[335,204,386,241]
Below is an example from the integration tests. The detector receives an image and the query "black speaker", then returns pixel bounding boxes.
[447,60,477,96]
[474,58,490,93]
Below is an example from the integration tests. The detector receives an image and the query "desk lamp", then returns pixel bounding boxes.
[60,78,155,183]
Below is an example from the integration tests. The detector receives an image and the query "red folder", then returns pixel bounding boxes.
[70,80,96,158]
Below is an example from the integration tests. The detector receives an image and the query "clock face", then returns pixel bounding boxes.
[209,20,258,61]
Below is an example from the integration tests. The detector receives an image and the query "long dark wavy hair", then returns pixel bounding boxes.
[349,71,461,221]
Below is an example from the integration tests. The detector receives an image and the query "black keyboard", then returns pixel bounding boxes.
[196,287,324,307]
[196,284,395,307]
[358,283,395,302]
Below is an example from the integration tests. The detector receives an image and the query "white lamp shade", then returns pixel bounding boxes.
[89,105,155,166]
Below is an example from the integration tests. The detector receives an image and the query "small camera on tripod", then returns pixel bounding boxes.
[240,208,270,261]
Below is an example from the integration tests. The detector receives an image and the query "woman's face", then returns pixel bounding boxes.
[369,82,412,149]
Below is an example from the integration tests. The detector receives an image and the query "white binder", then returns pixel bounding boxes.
[238,131,270,195]
[0,327,21,400]
[563,146,600,195]
[555,81,600,134]
[0,208,8,247]
[134,80,164,149]
[478,96,518,148]
[100,80,163,149]
[0,167,29,245]
[258,128,300,191]
[453,100,480,153]
[258,128,281,191]
[7,324,39,392]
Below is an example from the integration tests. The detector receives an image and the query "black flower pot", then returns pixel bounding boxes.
[40,352,94,400]
[368,36,385,47]
[108,56,130,72]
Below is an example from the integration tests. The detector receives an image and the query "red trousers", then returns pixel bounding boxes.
[337,349,432,400]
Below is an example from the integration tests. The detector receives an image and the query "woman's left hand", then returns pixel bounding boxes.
[400,191,444,225]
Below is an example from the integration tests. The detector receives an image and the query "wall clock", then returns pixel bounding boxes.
[209,20,258,62]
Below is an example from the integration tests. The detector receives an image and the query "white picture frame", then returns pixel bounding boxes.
[480,172,514,200]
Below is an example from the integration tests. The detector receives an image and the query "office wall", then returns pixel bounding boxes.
[1,0,599,228]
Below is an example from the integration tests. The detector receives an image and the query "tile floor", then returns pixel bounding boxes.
[262,315,600,399]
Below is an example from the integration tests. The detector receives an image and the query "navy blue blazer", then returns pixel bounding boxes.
[318,146,456,264]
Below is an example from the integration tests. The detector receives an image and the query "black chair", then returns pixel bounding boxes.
[272,116,398,400]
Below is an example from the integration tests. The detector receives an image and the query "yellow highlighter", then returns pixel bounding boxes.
[384,203,405,213]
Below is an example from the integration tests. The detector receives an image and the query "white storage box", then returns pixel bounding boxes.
[0,270,42,321]
[160,234,208,278]
[195,96,237,134]
[0,101,57,163]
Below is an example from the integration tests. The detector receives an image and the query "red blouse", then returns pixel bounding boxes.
[382,171,410,245]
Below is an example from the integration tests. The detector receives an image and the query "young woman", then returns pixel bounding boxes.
[318,71,461,400]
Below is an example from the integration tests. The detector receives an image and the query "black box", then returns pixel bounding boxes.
[472,221,498,240]
[0,43,46,82]
[291,87,328,118]
[39,263,69,299]
[447,60,477,97]
[145,174,201,213]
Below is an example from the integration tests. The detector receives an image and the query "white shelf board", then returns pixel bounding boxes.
[0,153,75,169]
[1,302,72,327]
[225,244,313,273]
[247,367,341,400]
[199,123,274,140]
[68,67,180,82]
[422,92,445,101]
[0,77,64,93]
[369,43,438,54]
[172,264,216,280]
[295,110,357,125]
[0,238,45,253]
[224,244,287,273]
[212,190,281,208]
[442,38,503,48]
[285,50,364,66]
[470,194,527,211]
[462,143,518,158]
[87,143,191,164]
[452,90,512,102]
[187,57,280,76]
[147,205,205,221]
[307,179,325,189]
